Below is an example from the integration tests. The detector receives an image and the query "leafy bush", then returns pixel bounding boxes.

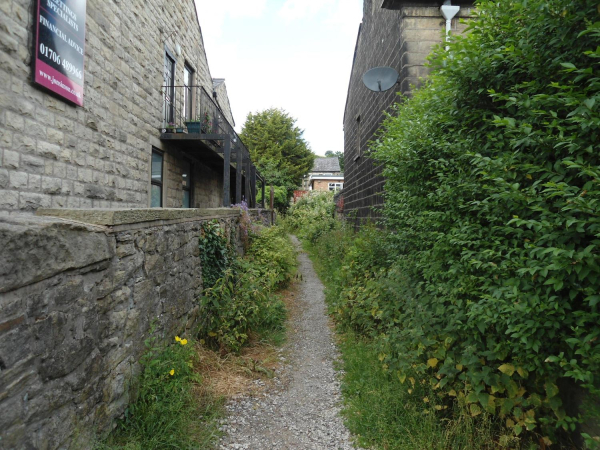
[198,225,296,352]
[285,191,338,243]
[257,185,291,212]
[364,0,600,442]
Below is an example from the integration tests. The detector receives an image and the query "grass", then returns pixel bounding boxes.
[303,236,526,450]
[336,333,520,450]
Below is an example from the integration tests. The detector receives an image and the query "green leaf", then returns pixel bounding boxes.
[498,363,516,377]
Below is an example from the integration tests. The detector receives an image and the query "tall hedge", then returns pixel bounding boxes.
[369,0,600,440]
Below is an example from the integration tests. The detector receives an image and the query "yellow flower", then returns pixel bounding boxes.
[169,369,175,376]
[180,339,188,346]
[175,336,181,342]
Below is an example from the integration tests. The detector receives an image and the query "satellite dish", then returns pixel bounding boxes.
[362,66,399,92]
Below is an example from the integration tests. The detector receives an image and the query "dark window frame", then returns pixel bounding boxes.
[163,48,177,125]
[151,148,164,207]
[183,63,195,122]
[182,159,193,208]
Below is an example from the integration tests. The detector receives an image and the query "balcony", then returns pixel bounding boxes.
[160,85,264,208]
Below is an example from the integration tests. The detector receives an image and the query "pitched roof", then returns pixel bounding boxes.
[312,157,341,173]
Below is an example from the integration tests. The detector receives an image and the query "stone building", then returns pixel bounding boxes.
[0,0,262,214]
[342,0,473,223]
[0,0,268,448]
[306,157,344,192]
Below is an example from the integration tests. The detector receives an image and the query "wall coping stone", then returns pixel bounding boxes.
[36,208,242,226]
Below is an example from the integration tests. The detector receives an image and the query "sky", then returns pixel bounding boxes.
[193,0,363,156]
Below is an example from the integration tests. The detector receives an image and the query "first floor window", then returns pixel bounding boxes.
[151,150,163,207]
[182,160,192,208]
[183,64,194,122]
[328,182,343,192]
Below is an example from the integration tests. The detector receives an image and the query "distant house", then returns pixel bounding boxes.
[343,0,474,223]
[306,157,344,192]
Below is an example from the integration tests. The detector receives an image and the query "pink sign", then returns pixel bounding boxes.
[34,0,86,106]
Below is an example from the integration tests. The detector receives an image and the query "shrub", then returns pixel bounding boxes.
[198,225,296,352]
[285,191,338,243]
[367,0,600,441]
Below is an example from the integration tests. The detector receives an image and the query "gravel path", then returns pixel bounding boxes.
[218,236,360,450]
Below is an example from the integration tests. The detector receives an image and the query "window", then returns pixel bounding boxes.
[151,150,163,207]
[329,183,343,192]
[182,160,192,208]
[163,52,175,125]
[183,64,194,122]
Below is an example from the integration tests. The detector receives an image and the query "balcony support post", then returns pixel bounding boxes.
[250,165,256,208]
[223,135,231,207]
[244,156,251,204]
[236,143,243,204]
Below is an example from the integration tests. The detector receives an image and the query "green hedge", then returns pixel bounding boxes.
[362,0,600,441]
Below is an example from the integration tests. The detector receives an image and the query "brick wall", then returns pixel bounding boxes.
[0,0,230,212]
[343,0,473,224]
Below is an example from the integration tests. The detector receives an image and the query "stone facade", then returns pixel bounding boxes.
[342,0,473,223]
[0,0,241,212]
[0,208,243,449]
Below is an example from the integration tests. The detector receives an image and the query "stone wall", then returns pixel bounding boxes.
[0,0,231,212]
[0,208,243,449]
[342,0,473,224]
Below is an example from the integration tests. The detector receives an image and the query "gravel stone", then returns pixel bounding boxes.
[219,236,362,449]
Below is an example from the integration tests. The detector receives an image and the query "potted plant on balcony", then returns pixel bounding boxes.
[163,122,176,133]
[185,116,202,134]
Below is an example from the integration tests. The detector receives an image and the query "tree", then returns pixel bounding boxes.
[240,108,315,191]
[324,150,344,172]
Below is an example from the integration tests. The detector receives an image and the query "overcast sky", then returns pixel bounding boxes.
[194,0,363,156]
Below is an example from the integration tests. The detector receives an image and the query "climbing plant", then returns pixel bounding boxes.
[199,220,232,289]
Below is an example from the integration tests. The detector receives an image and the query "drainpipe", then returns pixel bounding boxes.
[440,0,460,51]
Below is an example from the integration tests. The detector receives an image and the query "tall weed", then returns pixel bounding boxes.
[198,225,296,352]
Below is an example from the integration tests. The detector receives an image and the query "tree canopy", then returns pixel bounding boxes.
[240,108,315,190]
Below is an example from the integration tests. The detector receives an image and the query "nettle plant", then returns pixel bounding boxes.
[366,0,600,443]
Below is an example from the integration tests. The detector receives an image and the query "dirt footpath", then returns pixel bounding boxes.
[218,236,360,450]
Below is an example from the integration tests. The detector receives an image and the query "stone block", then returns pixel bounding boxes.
[21,154,45,174]
[37,141,61,160]
[0,214,114,292]
[3,149,19,168]
[41,176,62,195]
[0,168,8,187]
[9,171,27,189]
[0,189,19,209]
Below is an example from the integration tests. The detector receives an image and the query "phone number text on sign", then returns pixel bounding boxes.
[39,43,83,81]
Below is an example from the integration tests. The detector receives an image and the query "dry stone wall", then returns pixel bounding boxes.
[0,208,242,449]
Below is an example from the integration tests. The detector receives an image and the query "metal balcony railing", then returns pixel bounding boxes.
[160,84,265,207]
